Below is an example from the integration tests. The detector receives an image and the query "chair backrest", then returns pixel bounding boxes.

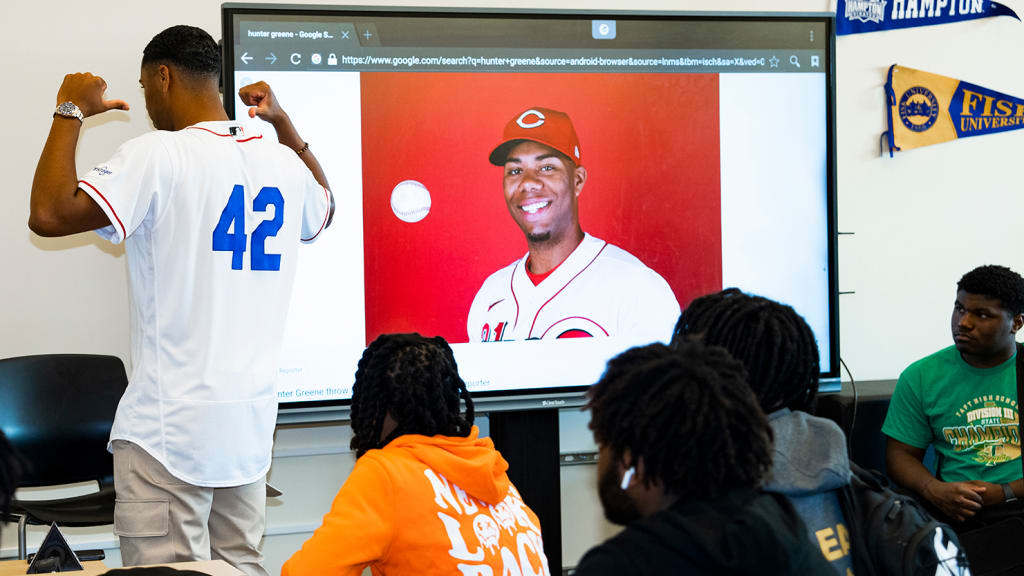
[815,389,903,474]
[0,354,127,487]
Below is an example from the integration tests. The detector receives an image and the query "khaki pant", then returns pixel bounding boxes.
[112,440,269,576]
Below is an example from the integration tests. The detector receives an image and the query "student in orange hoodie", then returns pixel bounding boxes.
[282,333,550,576]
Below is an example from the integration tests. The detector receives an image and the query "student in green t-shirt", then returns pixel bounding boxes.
[883,264,1024,529]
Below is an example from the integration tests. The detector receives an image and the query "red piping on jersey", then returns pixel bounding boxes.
[78,180,126,240]
[487,299,505,312]
[510,261,521,329]
[528,241,609,339]
[186,126,263,142]
[302,186,331,242]
[540,316,609,339]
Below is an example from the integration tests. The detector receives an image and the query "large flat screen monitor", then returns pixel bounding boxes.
[221,4,839,411]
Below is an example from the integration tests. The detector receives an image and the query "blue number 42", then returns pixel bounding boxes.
[212,185,284,271]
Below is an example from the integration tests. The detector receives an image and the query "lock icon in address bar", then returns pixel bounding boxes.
[328,53,338,66]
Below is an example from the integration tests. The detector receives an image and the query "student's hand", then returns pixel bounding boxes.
[923,479,985,522]
[967,480,1006,507]
[56,73,129,118]
[238,81,289,126]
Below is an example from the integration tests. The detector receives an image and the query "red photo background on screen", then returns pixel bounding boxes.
[360,72,722,344]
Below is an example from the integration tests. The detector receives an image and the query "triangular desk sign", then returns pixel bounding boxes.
[26,522,83,573]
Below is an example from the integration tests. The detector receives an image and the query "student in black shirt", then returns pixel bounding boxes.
[575,341,833,576]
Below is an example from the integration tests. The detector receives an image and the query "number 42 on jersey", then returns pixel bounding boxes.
[212,184,284,271]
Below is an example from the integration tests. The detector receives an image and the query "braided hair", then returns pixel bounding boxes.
[672,288,820,413]
[586,341,773,500]
[350,333,474,458]
[957,265,1024,315]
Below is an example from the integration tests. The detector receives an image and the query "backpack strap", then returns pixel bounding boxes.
[849,462,885,490]
[837,465,882,576]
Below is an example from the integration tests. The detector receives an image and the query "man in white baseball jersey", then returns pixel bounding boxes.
[467,106,679,343]
[28,26,333,576]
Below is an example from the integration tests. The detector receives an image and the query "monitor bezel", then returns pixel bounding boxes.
[220,3,840,414]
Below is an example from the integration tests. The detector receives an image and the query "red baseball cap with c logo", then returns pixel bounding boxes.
[488,107,583,166]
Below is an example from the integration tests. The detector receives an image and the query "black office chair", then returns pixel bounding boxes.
[815,390,893,473]
[0,354,128,559]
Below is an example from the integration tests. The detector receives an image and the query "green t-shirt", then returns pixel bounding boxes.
[882,345,1021,483]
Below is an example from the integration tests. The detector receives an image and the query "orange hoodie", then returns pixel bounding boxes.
[281,426,550,576]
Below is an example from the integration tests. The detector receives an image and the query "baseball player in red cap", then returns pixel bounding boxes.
[467,107,680,343]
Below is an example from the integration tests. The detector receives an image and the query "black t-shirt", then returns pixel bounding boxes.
[574,490,834,576]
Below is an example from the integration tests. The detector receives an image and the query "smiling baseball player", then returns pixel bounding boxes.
[467,106,680,343]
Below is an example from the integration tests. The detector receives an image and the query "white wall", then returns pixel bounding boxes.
[3,0,1024,571]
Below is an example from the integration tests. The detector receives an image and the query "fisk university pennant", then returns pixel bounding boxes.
[883,65,1024,156]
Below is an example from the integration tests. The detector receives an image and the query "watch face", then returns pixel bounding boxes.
[57,102,82,119]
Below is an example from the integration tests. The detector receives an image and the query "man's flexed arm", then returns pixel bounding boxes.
[239,81,334,228]
[30,73,129,237]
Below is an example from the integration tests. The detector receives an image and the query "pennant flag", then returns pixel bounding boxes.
[883,65,1024,156]
[837,0,1018,34]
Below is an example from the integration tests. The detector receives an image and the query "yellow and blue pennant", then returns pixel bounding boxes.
[884,65,1024,155]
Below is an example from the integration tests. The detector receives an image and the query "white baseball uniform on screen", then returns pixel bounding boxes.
[468,232,680,342]
[79,121,330,486]
[468,106,680,343]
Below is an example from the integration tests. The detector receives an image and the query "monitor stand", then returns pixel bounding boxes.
[489,409,561,575]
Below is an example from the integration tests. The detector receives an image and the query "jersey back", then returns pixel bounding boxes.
[79,121,330,485]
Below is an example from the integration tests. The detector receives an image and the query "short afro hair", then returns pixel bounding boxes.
[586,341,773,500]
[957,265,1024,316]
[672,288,820,413]
[142,25,221,79]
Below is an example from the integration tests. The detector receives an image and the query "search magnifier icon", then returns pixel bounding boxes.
[789,55,800,68]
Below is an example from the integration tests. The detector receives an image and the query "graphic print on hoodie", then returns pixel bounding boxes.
[282,426,550,576]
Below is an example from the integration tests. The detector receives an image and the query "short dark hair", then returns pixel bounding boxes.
[957,265,1024,316]
[586,341,773,500]
[349,333,474,458]
[672,288,820,413]
[142,25,221,79]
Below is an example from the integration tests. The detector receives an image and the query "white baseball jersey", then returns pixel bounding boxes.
[467,234,680,344]
[79,121,331,487]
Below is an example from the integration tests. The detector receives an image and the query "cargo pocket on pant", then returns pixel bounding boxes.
[114,499,170,538]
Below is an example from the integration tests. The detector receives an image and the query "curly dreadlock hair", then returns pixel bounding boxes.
[0,430,25,517]
[350,333,475,458]
[672,288,820,414]
[143,25,221,79]
[586,341,773,500]
[957,265,1024,316]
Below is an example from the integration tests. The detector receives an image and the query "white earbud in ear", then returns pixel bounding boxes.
[620,466,636,490]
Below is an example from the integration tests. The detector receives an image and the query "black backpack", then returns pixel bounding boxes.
[837,463,970,576]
